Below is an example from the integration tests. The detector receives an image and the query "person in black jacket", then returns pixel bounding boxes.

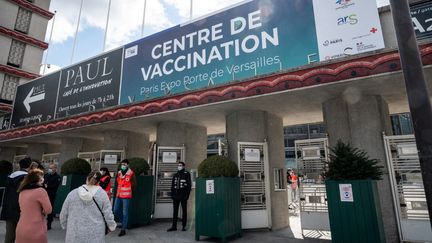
[44,162,61,230]
[167,161,191,232]
[0,157,32,243]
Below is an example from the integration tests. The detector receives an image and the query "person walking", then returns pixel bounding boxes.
[0,157,32,243]
[114,159,136,237]
[167,161,191,232]
[15,168,52,243]
[60,171,116,243]
[99,167,112,199]
[44,162,61,230]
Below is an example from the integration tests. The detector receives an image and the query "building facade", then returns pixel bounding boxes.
[0,0,53,121]
[0,0,430,242]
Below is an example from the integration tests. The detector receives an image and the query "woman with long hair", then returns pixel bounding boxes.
[99,167,112,199]
[15,168,52,243]
[60,171,116,243]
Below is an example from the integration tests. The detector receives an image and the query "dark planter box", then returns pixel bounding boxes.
[113,175,154,229]
[54,174,87,214]
[195,177,241,242]
[326,179,386,243]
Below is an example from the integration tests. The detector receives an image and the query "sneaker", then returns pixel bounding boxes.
[167,227,177,232]
[118,230,126,237]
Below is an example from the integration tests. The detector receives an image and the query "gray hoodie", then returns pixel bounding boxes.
[60,185,116,243]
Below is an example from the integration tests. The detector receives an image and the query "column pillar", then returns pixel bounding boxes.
[323,94,398,242]
[0,147,17,162]
[226,110,288,230]
[58,138,84,167]
[103,131,149,159]
[156,121,207,227]
[26,143,47,161]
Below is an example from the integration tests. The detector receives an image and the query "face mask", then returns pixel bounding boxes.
[177,166,183,171]
[100,171,105,175]
[39,178,44,184]
[121,165,127,171]
[48,169,53,174]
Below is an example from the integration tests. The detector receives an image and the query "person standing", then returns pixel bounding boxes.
[0,157,32,243]
[60,171,116,243]
[114,159,136,237]
[167,161,191,232]
[44,163,61,230]
[15,169,52,243]
[289,170,298,203]
[99,167,112,199]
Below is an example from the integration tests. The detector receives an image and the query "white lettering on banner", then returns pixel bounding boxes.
[141,28,279,82]
[139,9,280,82]
[64,57,113,88]
[312,0,385,61]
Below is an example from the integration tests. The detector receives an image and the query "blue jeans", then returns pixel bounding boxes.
[114,198,130,230]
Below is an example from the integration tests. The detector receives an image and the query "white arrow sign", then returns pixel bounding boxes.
[23,87,45,113]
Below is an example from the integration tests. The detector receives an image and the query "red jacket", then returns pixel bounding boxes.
[116,169,135,199]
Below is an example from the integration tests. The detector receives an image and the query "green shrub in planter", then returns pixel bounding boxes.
[325,140,385,243]
[0,160,12,187]
[198,155,239,178]
[113,158,153,228]
[61,158,92,175]
[196,155,241,242]
[54,158,91,213]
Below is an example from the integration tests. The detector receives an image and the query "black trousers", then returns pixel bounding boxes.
[172,199,187,228]
[47,196,56,225]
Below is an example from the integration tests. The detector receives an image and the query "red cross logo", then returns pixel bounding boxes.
[370,27,378,34]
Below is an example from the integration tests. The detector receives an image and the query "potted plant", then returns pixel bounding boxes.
[325,140,386,243]
[195,155,241,242]
[115,157,153,228]
[54,158,91,213]
[0,160,13,187]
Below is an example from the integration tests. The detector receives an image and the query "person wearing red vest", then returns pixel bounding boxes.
[99,167,112,199]
[114,159,136,237]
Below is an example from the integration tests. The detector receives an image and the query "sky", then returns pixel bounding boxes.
[40,0,390,75]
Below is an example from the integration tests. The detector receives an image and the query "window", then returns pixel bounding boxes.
[390,113,413,135]
[7,40,26,68]
[273,168,286,191]
[15,8,32,34]
[1,75,19,101]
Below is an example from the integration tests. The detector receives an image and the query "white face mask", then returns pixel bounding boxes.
[100,171,105,175]
[39,177,44,185]
[177,166,183,171]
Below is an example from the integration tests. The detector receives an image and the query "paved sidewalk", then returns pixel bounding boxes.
[0,220,330,243]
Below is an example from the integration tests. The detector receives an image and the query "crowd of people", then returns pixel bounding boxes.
[0,157,192,243]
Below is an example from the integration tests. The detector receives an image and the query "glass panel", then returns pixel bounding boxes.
[1,75,19,101]
[7,40,26,68]
[15,7,32,34]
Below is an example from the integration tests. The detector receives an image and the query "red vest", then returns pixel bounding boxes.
[116,169,134,199]
[100,175,112,198]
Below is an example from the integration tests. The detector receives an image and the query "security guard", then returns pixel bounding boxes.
[167,161,191,232]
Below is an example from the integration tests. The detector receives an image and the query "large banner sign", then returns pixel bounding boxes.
[313,0,385,61]
[11,72,60,128]
[56,48,123,119]
[121,0,384,104]
[411,1,432,40]
[10,0,386,129]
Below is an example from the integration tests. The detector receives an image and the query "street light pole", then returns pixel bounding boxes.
[389,0,432,225]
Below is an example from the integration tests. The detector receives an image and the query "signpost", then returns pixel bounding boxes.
[120,0,384,104]
[11,71,60,128]
[55,48,123,119]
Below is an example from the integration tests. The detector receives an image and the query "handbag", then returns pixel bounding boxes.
[83,186,109,235]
